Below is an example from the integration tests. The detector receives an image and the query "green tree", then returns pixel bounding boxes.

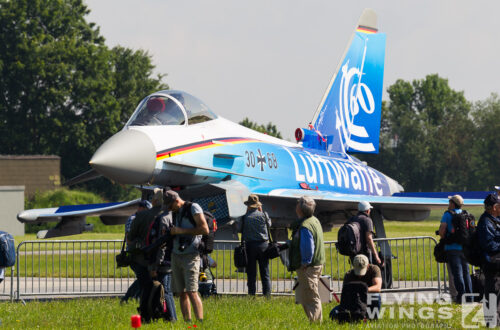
[360,74,476,192]
[239,118,282,139]
[0,0,166,200]
[470,93,500,190]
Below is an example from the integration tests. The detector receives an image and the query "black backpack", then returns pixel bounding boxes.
[463,227,482,266]
[336,218,362,257]
[446,210,475,245]
[0,231,15,267]
[139,280,171,323]
[181,201,217,254]
[464,215,500,267]
[330,281,368,323]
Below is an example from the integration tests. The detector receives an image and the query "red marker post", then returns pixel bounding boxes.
[131,315,141,328]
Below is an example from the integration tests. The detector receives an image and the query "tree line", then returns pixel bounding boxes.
[0,0,498,200]
[359,75,500,192]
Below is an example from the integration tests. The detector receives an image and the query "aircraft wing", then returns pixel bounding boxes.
[265,189,484,221]
[17,199,140,238]
[17,199,141,223]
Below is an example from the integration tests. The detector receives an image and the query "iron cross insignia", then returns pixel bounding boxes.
[256,149,266,171]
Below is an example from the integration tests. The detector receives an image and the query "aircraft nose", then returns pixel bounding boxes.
[90,129,156,184]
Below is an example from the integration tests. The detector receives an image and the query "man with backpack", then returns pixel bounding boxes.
[164,189,209,323]
[127,188,165,321]
[438,194,472,303]
[340,201,382,265]
[144,200,178,322]
[240,194,272,297]
[121,200,152,303]
[477,193,500,327]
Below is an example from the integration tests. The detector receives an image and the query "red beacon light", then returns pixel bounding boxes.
[295,128,304,142]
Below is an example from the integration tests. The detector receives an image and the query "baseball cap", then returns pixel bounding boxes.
[353,254,369,276]
[163,189,179,208]
[358,201,373,212]
[151,188,163,207]
[484,193,500,207]
[448,194,464,207]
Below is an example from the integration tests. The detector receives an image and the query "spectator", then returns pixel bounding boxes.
[438,195,472,303]
[127,188,164,321]
[289,196,326,322]
[240,194,272,296]
[165,190,209,323]
[146,202,177,321]
[351,201,382,265]
[477,193,500,327]
[330,254,382,321]
[121,200,151,303]
[345,254,381,311]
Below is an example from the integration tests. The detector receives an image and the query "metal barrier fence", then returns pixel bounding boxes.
[14,240,134,300]
[4,236,444,300]
[0,267,14,301]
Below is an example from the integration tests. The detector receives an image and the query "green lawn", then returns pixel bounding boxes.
[0,296,471,329]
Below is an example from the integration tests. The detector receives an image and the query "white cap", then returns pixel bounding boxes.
[353,254,369,276]
[358,201,373,212]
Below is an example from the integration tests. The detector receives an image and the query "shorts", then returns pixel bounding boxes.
[171,252,200,293]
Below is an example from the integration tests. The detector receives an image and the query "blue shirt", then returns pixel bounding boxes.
[440,209,462,251]
[299,227,315,265]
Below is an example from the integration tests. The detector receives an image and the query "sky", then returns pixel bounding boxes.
[84,1,500,140]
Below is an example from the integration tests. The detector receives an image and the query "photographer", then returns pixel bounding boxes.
[164,190,209,323]
[127,188,164,316]
[478,193,500,327]
[145,205,177,321]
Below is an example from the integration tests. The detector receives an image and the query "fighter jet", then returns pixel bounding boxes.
[17,9,483,240]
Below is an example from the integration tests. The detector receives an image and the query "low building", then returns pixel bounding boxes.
[0,155,60,197]
[0,186,25,236]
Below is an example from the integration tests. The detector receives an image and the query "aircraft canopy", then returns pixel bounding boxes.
[127,90,217,126]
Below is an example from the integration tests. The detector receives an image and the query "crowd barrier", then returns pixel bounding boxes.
[1,236,448,300]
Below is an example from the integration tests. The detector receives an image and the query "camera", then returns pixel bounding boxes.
[178,236,194,252]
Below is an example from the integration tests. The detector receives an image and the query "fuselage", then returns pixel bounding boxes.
[89,90,403,198]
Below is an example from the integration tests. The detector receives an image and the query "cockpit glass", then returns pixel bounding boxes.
[127,90,217,127]
[128,95,185,126]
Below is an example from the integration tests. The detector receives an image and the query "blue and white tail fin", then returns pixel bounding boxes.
[308,8,386,154]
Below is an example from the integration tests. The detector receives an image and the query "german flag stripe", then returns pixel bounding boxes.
[356,25,378,34]
[156,137,260,160]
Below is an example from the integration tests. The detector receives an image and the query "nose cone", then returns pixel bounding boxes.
[90,129,156,184]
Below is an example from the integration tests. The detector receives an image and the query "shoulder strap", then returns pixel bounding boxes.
[348,214,358,223]
[146,215,161,246]
[121,235,126,252]
[180,201,197,227]
[264,212,273,242]
[240,215,246,243]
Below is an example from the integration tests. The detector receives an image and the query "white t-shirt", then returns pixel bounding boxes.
[173,203,203,255]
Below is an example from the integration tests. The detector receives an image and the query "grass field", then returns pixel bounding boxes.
[0,295,469,329]
[1,209,485,328]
